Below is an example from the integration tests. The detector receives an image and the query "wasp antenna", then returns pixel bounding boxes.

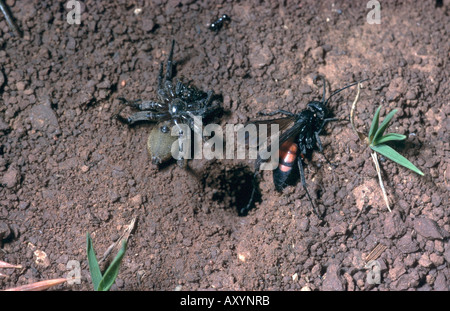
[324,78,369,105]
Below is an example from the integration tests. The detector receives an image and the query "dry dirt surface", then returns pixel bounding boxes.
[0,0,449,291]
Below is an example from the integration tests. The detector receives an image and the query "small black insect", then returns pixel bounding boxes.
[116,40,220,166]
[208,14,231,32]
[242,76,368,217]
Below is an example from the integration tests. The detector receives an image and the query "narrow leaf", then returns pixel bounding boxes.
[370,144,424,176]
[86,233,103,291]
[4,278,67,291]
[0,260,22,269]
[368,105,382,143]
[373,133,406,145]
[373,109,398,142]
[97,240,128,291]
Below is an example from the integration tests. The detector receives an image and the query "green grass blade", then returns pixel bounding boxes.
[373,133,406,145]
[373,109,398,142]
[368,105,382,143]
[97,240,128,291]
[370,144,424,176]
[86,233,103,291]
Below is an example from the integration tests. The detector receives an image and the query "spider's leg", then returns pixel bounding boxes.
[164,80,175,98]
[137,101,167,110]
[117,97,141,108]
[157,87,170,103]
[175,80,185,96]
[188,107,213,124]
[119,98,167,111]
[172,118,190,168]
[116,111,169,125]
[257,109,295,117]
[204,91,221,118]
[204,90,214,106]
[158,62,164,89]
[165,40,176,81]
[297,156,322,219]
[115,98,141,119]
[180,114,192,125]
[184,112,204,136]
[190,90,214,111]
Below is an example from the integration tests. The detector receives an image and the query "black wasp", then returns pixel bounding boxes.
[208,14,231,32]
[242,76,368,217]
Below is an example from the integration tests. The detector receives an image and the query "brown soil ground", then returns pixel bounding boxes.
[0,0,449,291]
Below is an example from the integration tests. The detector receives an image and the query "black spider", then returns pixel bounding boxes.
[116,40,220,165]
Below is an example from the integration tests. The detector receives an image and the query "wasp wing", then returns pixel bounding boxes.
[252,116,309,171]
[241,115,305,214]
[243,117,296,149]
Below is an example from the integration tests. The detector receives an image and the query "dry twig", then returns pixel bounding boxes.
[365,243,387,263]
[349,81,391,212]
[99,216,137,264]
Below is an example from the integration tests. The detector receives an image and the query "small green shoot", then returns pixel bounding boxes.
[86,232,127,291]
[367,105,424,176]
[349,81,424,212]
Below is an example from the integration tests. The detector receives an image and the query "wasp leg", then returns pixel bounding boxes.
[315,117,338,167]
[314,132,337,168]
[297,156,322,218]
[323,117,338,125]
[316,117,338,134]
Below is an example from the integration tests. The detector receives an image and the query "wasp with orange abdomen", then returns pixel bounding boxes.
[242,76,368,217]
